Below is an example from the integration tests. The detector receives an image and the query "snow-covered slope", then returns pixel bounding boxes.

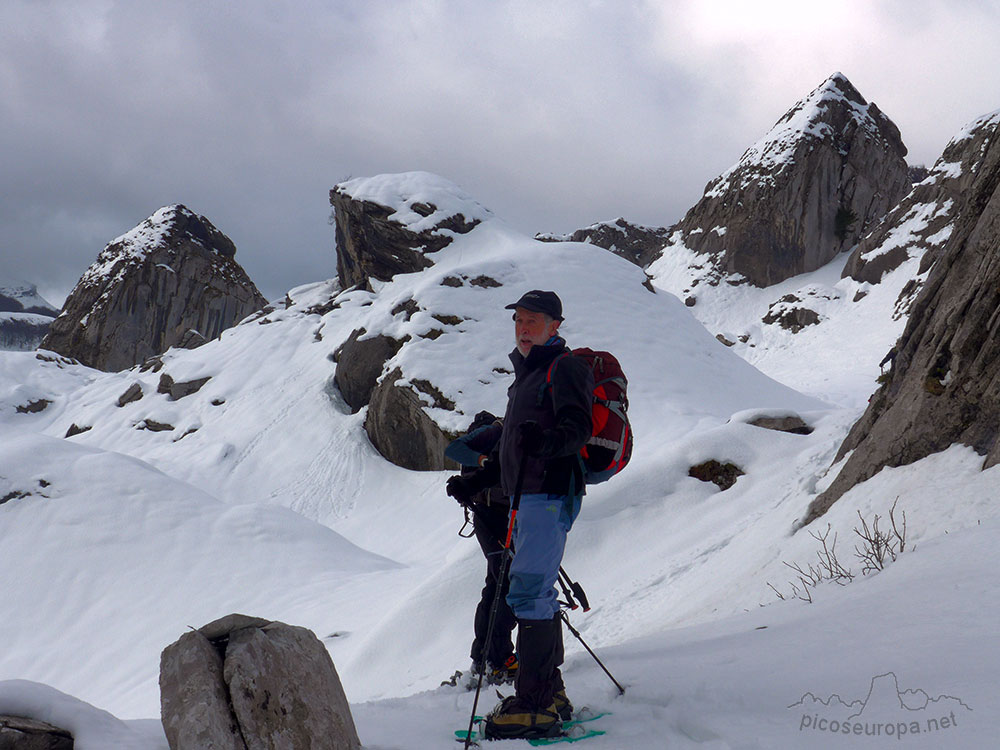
[3,172,999,749]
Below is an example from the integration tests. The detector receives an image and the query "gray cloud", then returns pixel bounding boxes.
[1,0,997,304]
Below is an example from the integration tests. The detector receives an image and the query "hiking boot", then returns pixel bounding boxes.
[553,688,573,721]
[483,695,561,740]
[489,654,518,685]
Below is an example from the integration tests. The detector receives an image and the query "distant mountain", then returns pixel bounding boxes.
[0,280,59,316]
[0,281,59,351]
[40,205,268,371]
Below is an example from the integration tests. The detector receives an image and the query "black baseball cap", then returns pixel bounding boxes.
[505,290,564,321]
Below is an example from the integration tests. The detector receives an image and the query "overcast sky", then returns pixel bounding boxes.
[2,0,998,305]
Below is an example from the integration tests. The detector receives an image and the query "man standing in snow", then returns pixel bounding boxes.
[448,290,594,740]
[445,411,519,687]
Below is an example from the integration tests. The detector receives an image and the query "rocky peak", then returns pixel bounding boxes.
[805,107,1000,524]
[330,172,492,289]
[536,218,669,267]
[650,72,911,288]
[41,206,267,371]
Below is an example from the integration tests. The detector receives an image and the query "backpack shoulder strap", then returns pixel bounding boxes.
[537,351,573,406]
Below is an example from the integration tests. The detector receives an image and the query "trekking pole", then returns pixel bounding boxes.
[558,568,590,612]
[463,455,527,750]
[559,610,626,696]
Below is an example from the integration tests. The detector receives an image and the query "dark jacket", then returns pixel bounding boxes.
[446,422,506,506]
[498,338,594,497]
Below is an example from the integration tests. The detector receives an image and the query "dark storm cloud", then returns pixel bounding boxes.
[1,0,997,304]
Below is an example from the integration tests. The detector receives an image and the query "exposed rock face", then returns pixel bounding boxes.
[0,282,59,351]
[536,218,669,267]
[330,172,491,290]
[364,368,458,471]
[653,72,910,287]
[160,613,361,750]
[806,110,1000,524]
[0,715,73,750]
[333,328,406,412]
[844,109,1000,286]
[40,205,267,372]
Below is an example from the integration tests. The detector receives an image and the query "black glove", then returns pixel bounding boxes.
[446,474,476,505]
[517,421,551,457]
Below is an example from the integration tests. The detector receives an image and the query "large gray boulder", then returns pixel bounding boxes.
[333,328,406,412]
[160,614,360,750]
[653,72,910,287]
[364,368,458,471]
[805,109,1000,525]
[41,205,267,371]
[330,172,489,290]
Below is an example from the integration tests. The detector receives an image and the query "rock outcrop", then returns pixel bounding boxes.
[160,613,360,750]
[40,205,267,372]
[653,72,910,287]
[806,109,1000,524]
[536,218,669,267]
[843,108,1000,287]
[364,368,458,471]
[0,715,73,749]
[330,171,491,290]
[0,281,59,351]
[333,328,406,412]
[328,173,493,470]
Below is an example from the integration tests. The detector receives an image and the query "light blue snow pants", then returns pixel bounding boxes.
[506,493,582,620]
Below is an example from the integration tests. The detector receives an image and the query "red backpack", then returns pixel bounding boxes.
[546,348,633,484]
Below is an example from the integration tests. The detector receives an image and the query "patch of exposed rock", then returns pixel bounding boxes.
[40,205,267,372]
[652,72,910,287]
[844,108,1000,288]
[688,460,744,490]
[761,295,823,333]
[333,328,407,412]
[806,110,1000,525]
[747,414,813,435]
[0,715,73,749]
[364,368,459,471]
[330,172,491,289]
[160,613,360,750]
[536,218,670,267]
[157,373,212,401]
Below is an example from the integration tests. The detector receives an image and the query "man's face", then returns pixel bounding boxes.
[514,307,560,357]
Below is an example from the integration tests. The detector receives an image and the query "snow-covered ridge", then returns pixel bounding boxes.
[336,171,493,235]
